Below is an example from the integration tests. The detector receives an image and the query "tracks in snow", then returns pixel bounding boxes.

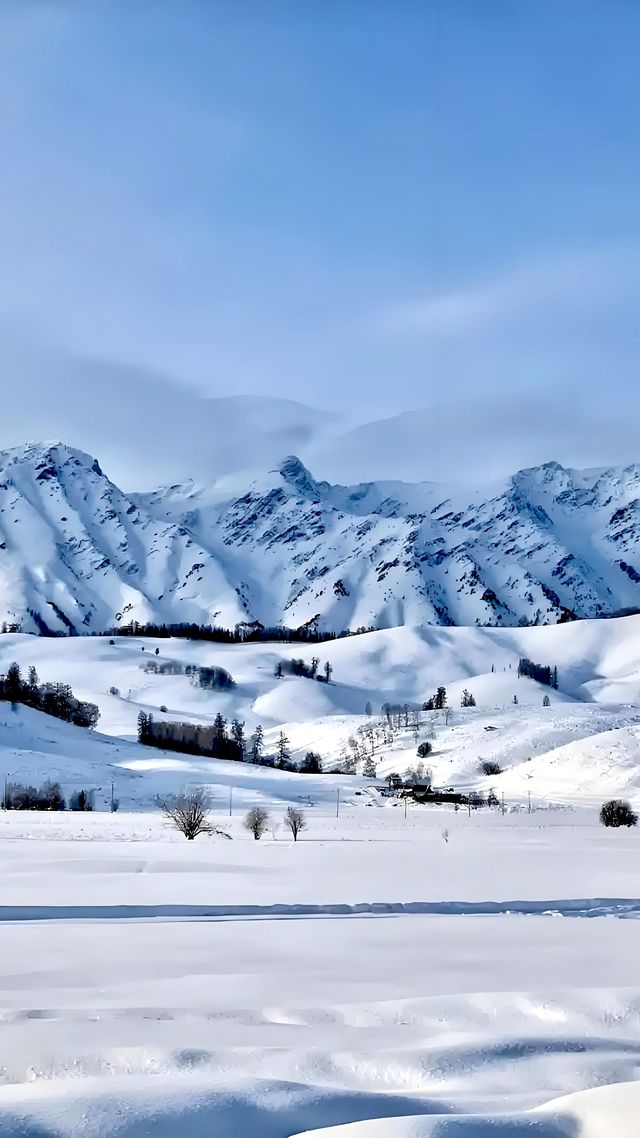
[1,898,640,922]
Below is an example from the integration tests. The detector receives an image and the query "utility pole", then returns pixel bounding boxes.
[404,794,408,821]
[229,787,233,816]
[501,792,506,816]
[336,788,340,818]
[527,790,531,815]
[111,782,115,812]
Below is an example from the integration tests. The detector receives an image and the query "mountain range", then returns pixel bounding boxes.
[0,440,639,635]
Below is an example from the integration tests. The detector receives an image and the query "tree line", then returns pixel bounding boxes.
[105,619,376,644]
[274,657,333,682]
[517,658,559,687]
[0,663,100,728]
[137,711,325,774]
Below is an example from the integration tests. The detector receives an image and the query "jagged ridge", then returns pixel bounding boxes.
[0,442,639,633]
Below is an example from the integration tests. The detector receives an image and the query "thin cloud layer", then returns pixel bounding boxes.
[0,3,638,482]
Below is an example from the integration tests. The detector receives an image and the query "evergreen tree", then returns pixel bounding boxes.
[362,754,377,778]
[250,724,264,763]
[5,662,21,705]
[137,710,149,741]
[276,730,291,768]
[324,661,333,683]
[230,718,246,759]
[213,712,227,740]
[300,750,322,773]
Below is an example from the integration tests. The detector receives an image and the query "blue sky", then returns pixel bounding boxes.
[1,1,639,481]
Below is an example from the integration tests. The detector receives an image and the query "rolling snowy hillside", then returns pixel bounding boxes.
[3,615,640,805]
[1,441,640,633]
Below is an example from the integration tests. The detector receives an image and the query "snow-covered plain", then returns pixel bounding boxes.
[1,618,640,1135]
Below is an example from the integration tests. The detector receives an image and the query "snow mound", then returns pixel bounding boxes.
[292,1078,640,1136]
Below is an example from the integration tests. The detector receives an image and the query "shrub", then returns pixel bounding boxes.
[109,686,120,697]
[600,799,638,828]
[3,780,65,811]
[479,760,502,776]
[161,787,219,840]
[69,788,95,812]
[244,806,269,840]
[417,741,432,759]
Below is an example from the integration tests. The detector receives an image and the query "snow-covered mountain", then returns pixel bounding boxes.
[1,441,640,634]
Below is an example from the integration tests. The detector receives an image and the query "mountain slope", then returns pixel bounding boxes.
[0,442,247,633]
[1,442,640,632]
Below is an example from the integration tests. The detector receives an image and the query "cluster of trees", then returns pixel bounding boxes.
[0,663,100,728]
[3,780,96,811]
[138,714,325,775]
[244,805,306,841]
[517,658,559,688]
[381,703,421,730]
[197,665,235,690]
[107,620,375,645]
[143,659,186,676]
[142,659,235,689]
[274,658,333,682]
[0,621,21,634]
[161,789,308,842]
[339,704,439,777]
[401,760,432,785]
[138,710,246,761]
[423,687,447,710]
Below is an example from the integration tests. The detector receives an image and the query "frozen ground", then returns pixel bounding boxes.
[0,809,639,1135]
[1,621,640,1133]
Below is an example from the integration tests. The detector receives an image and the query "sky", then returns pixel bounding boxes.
[1,0,639,486]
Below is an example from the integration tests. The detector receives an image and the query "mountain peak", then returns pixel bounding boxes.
[0,439,639,634]
[277,455,319,496]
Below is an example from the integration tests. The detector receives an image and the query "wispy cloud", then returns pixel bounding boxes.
[374,245,640,337]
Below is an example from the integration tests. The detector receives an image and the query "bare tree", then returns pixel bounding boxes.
[244,806,269,840]
[161,787,219,840]
[284,805,306,841]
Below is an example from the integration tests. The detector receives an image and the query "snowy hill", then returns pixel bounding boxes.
[2,441,640,633]
[3,615,640,804]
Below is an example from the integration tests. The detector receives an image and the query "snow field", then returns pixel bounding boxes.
[0,620,639,1132]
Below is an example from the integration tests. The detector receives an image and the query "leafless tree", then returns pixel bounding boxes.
[284,805,306,841]
[160,787,220,840]
[244,806,269,840]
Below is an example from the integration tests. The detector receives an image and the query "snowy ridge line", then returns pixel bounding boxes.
[2,898,640,922]
[3,440,640,632]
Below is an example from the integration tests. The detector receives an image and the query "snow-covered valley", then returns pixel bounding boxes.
[0,618,640,1133]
